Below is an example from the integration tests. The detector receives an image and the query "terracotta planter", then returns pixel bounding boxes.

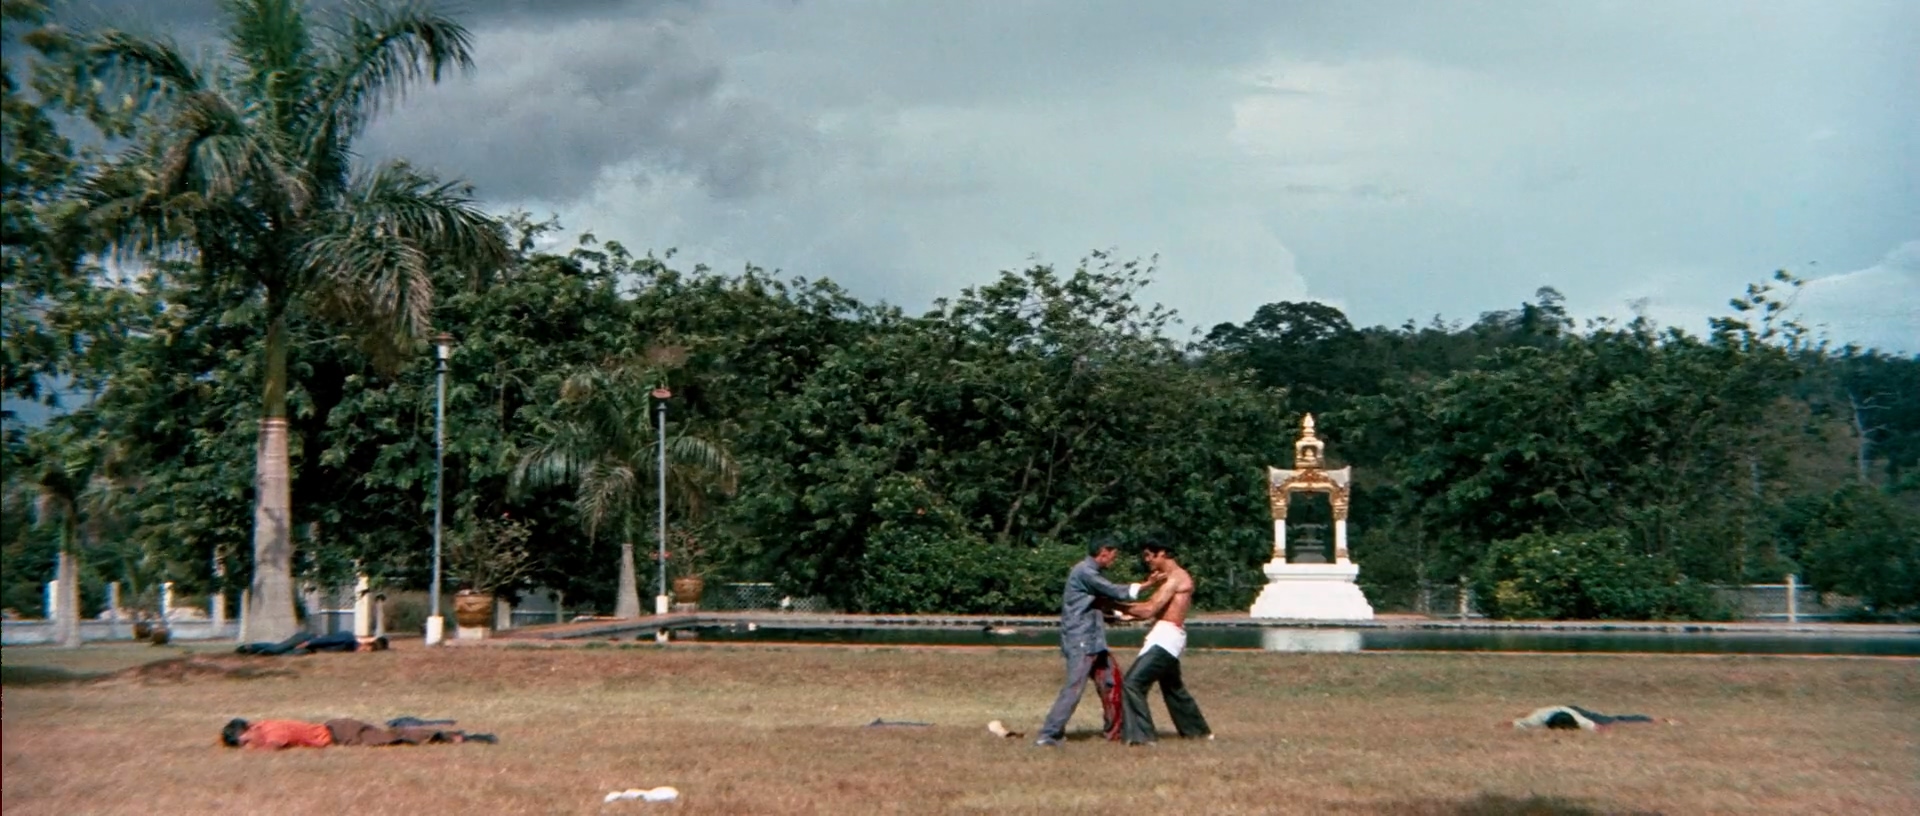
[132,620,154,640]
[453,592,495,629]
[671,576,705,605]
[148,626,171,645]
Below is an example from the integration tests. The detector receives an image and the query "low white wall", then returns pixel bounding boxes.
[1,619,239,646]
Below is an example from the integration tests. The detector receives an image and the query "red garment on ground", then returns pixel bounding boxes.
[1100,655,1124,741]
[240,719,334,749]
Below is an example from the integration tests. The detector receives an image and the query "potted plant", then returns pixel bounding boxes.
[446,512,537,636]
[668,525,710,606]
[125,583,163,641]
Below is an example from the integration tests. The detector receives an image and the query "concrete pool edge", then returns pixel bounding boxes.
[496,611,1920,642]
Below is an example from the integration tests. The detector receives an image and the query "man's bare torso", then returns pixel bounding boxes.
[1155,565,1194,627]
[1127,562,1193,628]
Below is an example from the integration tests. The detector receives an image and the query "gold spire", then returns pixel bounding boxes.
[1294,413,1325,470]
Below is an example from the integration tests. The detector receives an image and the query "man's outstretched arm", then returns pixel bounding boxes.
[1081,567,1149,602]
[1125,589,1175,621]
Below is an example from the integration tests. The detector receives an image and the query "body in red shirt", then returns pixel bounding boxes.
[237,719,334,749]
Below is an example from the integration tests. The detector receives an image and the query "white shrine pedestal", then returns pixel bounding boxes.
[1248,561,1375,621]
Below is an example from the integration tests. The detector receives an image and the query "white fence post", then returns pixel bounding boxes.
[161,581,174,621]
[45,580,58,620]
[1786,574,1798,624]
[237,588,251,643]
[352,574,373,637]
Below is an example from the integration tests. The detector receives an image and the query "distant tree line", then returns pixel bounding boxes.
[5,0,1915,632]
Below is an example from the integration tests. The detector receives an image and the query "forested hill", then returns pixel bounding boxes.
[10,219,1915,619]
[4,0,1915,624]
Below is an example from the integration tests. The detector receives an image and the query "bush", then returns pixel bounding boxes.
[1800,487,1920,614]
[383,591,432,634]
[1472,529,1726,621]
[842,472,1078,614]
[853,522,1079,614]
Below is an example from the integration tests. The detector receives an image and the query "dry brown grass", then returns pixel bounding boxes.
[3,641,1915,815]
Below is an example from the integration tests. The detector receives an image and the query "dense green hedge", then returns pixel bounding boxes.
[1471,529,1728,621]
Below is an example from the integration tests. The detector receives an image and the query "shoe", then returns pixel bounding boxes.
[1033,737,1062,748]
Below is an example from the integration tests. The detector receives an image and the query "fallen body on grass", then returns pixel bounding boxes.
[220,717,496,749]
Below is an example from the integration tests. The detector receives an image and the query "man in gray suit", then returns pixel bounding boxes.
[1034,537,1158,747]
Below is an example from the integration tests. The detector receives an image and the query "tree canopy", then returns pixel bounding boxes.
[4,2,1916,627]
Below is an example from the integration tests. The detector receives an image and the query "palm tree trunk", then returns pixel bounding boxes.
[246,309,300,640]
[55,544,81,649]
[615,537,642,619]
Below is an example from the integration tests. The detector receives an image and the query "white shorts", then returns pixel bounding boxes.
[1142,619,1187,660]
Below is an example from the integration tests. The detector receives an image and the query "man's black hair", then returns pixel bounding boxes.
[1139,535,1176,559]
[221,718,250,747]
[1088,535,1124,557]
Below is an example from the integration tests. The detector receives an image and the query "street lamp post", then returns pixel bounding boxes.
[425,333,455,645]
[652,386,671,616]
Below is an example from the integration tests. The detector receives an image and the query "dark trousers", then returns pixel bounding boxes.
[324,718,461,746]
[236,631,313,655]
[1121,645,1211,744]
[303,631,360,652]
[1039,650,1122,741]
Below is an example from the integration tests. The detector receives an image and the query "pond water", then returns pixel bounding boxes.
[671,623,1920,656]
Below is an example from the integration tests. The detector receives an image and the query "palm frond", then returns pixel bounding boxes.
[78,145,263,279]
[666,434,741,494]
[300,161,505,362]
[85,30,212,108]
[516,360,742,537]
[356,162,504,258]
[577,461,638,539]
[310,0,475,150]
[303,223,431,329]
[222,0,319,103]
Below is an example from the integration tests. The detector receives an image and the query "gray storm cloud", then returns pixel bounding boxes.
[48,0,1920,347]
[359,11,815,202]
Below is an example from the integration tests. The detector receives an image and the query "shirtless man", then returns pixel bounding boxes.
[1118,539,1212,745]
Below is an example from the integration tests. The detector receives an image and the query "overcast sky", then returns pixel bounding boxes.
[54,0,1920,352]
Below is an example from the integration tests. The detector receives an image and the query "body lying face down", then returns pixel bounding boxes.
[220,717,496,749]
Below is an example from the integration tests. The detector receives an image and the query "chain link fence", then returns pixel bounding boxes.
[301,583,360,635]
[1411,581,1485,619]
[1376,578,1858,621]
[701,582,833,613]
[1709,581,1856,621]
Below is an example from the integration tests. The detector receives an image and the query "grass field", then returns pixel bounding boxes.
[3,640,1915,815]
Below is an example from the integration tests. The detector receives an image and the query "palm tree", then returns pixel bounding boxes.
[7,426,132,648]
[70,0,509,639]
[516,361,739,618]
[10,431,87,647]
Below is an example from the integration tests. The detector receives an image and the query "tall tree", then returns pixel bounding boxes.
[66,0,508,639]
[516,361,740,619]
[8,429,85,647]
[6,422,131,647]
[2,0,89,412]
